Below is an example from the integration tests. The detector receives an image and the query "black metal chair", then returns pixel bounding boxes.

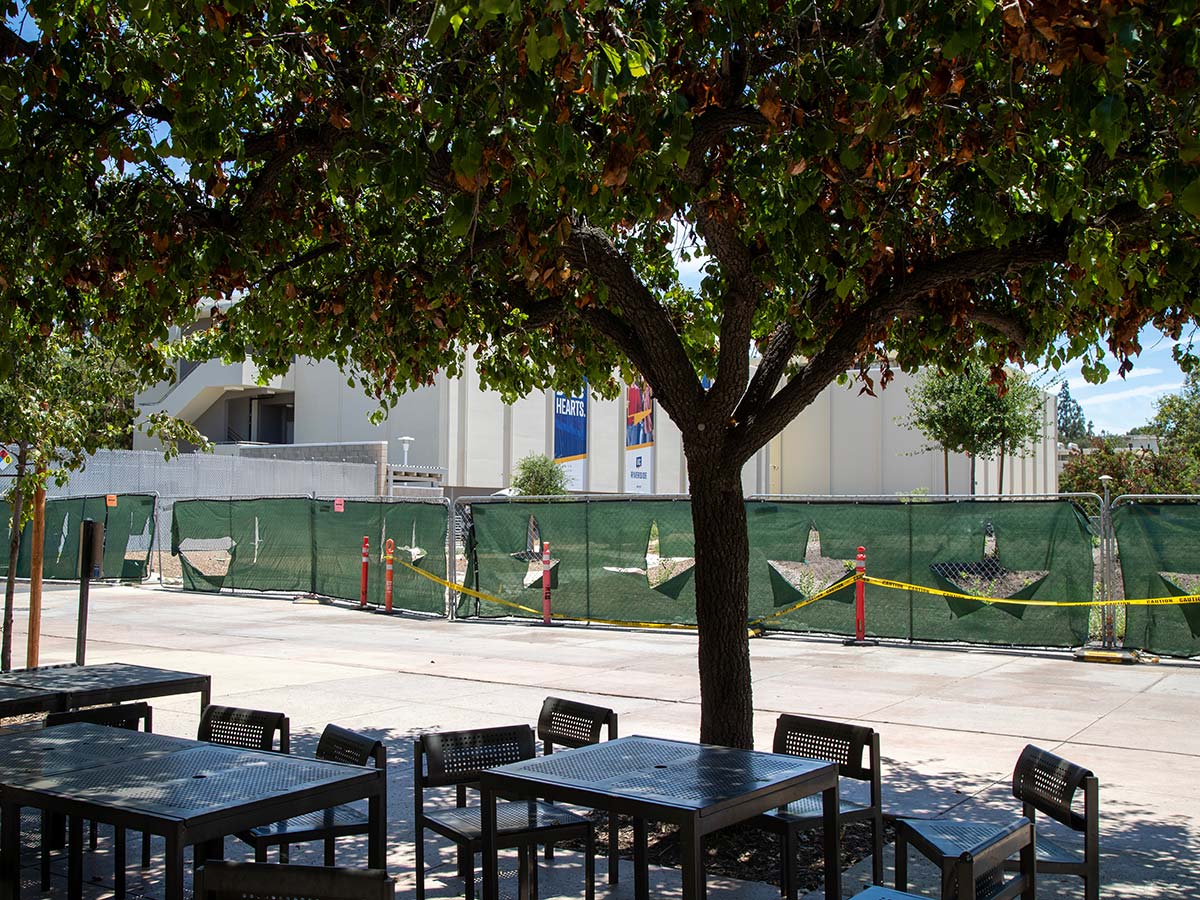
[752,714,884,900]
[414,724,596,900]
[195,861,394,900]
[237,723,385,864]
[537,696,619,883]
[198,703,290,753]
[42,702,154,898]
[1003,744,1099,900]
[895,816,1035,900]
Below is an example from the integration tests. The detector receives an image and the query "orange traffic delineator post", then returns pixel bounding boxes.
[360,536,370,609]
[383,538,395,614]
[844,545,878,646]
[541,541,552,625]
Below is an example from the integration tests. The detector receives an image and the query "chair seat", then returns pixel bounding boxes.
[898,818,1022,859]
[851,888,928,900]
[423,800,590,844]
[243,804,367,843]
[1035,833,1082,866]
[758,794,870,826]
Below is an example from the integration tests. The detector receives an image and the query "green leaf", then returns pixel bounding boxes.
[1090,95,1128,159]
[1180,179,1200,221]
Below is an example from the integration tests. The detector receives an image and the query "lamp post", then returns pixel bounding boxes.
[397,435,415,467]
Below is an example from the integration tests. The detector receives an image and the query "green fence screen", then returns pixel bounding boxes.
[171,497,448,614]
[0,494,157,581]
[1113,502,1200,658]
[462,497,1095,647]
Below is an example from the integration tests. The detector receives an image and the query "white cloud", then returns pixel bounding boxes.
[1077,381,1182,407]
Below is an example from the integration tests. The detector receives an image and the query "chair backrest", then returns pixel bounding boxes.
[317,723,386,771]
[46,702,152,733]
[1012,743,1095,832]
[538,696,618,752]
[196,861,393,900]
[773,713,878,783]
[198,704,290,754]
[415,724,535,789]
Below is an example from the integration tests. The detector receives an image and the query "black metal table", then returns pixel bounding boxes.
[0,663,211,718]
[478,735,841,900]
[0,723,387,900]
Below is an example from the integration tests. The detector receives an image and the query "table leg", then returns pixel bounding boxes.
[679,823,704,900]
[1,802,20,900]
[633,818,648,900]
[67,816,83,900]
[164,834,184,900]
[480,787,498,900]
[200,680,211,715]
[369,776,387,870]
[821,782,841,900]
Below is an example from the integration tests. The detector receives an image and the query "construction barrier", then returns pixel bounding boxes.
[0,493,158,582]
[170,496,449,615]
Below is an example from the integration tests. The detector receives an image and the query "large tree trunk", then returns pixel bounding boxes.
[688,461,754,749]
[3,443,29,672]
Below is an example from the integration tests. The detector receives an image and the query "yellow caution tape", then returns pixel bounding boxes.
[860,576,1200,608]
[747,575,858,628]
[393,558,697,629]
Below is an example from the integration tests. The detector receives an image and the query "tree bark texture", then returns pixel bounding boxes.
[2,444,29,672]
[688,461,754,749]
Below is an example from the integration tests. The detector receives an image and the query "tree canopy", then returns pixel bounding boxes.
[1056,383,1090,444]
[1149,374,1200,460]
[510,452,571,496]
[4,0,1199,746]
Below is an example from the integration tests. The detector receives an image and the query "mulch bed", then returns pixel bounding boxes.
[567,814,894,893]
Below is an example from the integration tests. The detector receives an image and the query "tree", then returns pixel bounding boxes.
[1,315,204,669]
[1057,384,1088,445]
[1059,442,1199,496]
[5,2,1199,747]
[510,453,570,496]
[903,363,1000,493]
[902,364,1044,494]
[1150,375,1200,461]
[991,370,1045,493]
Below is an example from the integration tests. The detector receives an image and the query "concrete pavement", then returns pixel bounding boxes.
[4,581,1198,899]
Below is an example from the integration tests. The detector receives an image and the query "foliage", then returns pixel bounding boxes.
[1149,375,1200,460]
[510,453,571,496]
[1056,384,1091,444]
[903,363,1045,484]
[4,0,1199,746]
[1059,442,1200,496]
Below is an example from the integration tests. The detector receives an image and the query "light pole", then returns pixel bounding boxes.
[397,435,415,467]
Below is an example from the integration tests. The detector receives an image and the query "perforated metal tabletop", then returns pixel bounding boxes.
[0,662,211,718]
[478,735,841,900]
[0,723,386,900]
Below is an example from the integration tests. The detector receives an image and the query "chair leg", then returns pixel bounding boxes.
[545,837,553,861]
[325,835,336,866]
[585,828,596,900]
[255,842,267,863]
[141,830,151,868]
[517,846,530,900]
[871,814,884,885]
[952,857,973,900]
[414,824,426,900]
[89,819,98,851]
[1020,829,1036,900]
[895,829,908,892]
[464,843,476,900]
[530,843,539,900]
[279,842,289,864]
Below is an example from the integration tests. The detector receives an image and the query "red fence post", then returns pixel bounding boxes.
[541,541,552,625]
[854,546,866,641]
[360,536,370,609]
[384,538,395,614]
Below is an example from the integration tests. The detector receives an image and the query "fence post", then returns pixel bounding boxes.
[844,545,878,646]
[383,538,394,615]
[541,540,552,625]
[360,536,370,608]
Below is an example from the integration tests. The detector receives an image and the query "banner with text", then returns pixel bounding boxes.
[624,378,655,494]
[553,385,588,490]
